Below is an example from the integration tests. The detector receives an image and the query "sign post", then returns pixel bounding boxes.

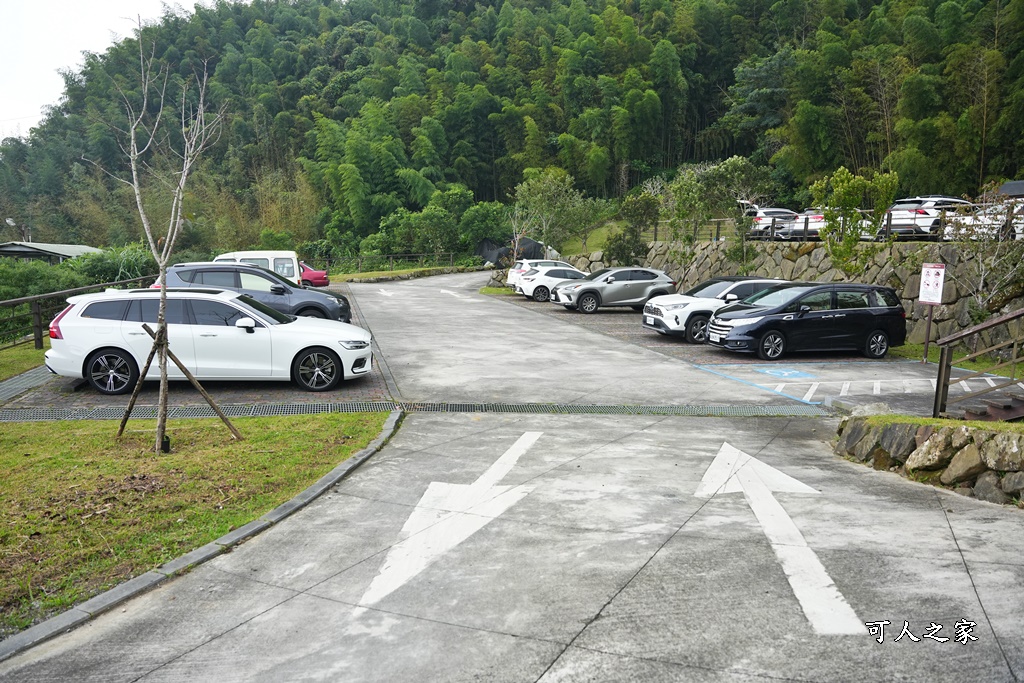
[919,263,946,363]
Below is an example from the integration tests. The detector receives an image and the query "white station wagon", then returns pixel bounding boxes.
[45,288,372,394]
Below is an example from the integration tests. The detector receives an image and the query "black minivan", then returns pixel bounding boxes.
[706,282,906,360]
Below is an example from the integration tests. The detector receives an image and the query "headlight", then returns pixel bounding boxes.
[725,316,764,327]
[340,340,370,350]
[567,284,584,291]
[662,303,689,311]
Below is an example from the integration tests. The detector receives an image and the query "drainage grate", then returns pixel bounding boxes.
[0,401,828,422]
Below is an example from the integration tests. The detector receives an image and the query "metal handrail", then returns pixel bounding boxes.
[932,307,1024,417]
[0,275,155,350]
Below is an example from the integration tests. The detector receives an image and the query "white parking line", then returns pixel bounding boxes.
[775,384,786,393]
[985,377,997,387]
[840,382,850,397]
[802,383,819,402]
[873,381,881,395]
[960,381,971,392]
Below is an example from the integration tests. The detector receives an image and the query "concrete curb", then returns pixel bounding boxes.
[0,409,405,664]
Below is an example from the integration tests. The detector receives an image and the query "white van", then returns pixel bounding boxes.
[213,250,302,286]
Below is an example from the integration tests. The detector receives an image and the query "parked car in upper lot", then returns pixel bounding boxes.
[744,207,799,240]
[770,208,827,241]
[45,288,372,395]
[942,201,1024,241]
[642,276,785,343]
[550,267,676,313]
[507,259,575,291]
[517,265,587,301]
[872,196,974,240]
[214,250,302,286]
[299,261,330,287]
[156,262,351,322]
[706,282,906,360]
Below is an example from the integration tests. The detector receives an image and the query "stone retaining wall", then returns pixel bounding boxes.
[834,417,1024,506]
[561,241,1024,349]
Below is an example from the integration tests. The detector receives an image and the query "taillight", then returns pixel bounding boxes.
[49,305,74,340]
[913,209,928,215]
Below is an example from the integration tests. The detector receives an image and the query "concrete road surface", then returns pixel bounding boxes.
[2,272,1020,682]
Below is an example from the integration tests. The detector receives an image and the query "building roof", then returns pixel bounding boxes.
[998,180,1024,198]
[0,242,103,259]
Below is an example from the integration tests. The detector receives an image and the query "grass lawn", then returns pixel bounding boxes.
[479,286,517,296]
[0,412,389,638]
[0,338,50,382]
[890,342,1021,378]
[560,222,616,256]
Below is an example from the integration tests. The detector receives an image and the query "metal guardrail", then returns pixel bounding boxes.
[932,307,1024,418]
[0,276,155,350]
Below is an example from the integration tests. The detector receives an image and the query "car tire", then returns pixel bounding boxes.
[578,292,599,314]
[685,315,710,344]
[86,348,139,395]
[757,331,786,361]
[864,330,889,359]
[298,308,326,318]
[533,286,550,302]
[302,280,313,287]
[292,347,342,391]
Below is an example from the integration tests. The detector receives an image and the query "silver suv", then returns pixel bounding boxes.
[550,267,676,313]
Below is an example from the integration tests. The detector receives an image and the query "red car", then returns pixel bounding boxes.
[299,261,329,287]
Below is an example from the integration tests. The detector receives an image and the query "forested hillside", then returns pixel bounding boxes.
[0,0,1021,257]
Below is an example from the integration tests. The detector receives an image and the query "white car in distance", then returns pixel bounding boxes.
[642,276,784,343]
[45,288,373,394]
[518,265,587,301]
[506,259,574,292]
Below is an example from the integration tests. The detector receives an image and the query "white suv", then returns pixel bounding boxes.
[877,196,973,239]
[507,259,574,291]
[642,277,784,343]
[45,288,372,394]
[518,265,586,301]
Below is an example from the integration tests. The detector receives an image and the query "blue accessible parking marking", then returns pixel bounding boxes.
[753,367,817,380]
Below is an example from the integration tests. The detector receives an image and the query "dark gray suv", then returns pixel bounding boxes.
[160,262,351,322]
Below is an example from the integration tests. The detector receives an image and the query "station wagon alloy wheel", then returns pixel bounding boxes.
[294,348,342,391]
[87,349,139,395]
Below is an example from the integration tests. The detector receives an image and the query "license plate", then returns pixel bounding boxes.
[645,316,654,325]
[709,333,721,343]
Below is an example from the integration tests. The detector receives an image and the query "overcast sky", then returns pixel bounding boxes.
[0,1,199,140]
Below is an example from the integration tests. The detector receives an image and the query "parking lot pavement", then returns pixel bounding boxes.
[4,413,1020,681]
[497,289,989,417]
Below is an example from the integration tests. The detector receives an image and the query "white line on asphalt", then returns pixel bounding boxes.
[775,384,786,393]
[985,377,997,387]
[802,383,819,402]
[960,381,971,392]
[378,289,393,297]
[354,432,542,613]
[904,380,914,393]
[840,382,850,397]
[931,379,938,389]
[696,443,864,635]
[873,381,881,395]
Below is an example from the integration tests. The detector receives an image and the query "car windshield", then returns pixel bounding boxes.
[891,201,924,211]
[582,268,612,281]
[684,279,733,298]
[742,284,819,307]
[235,294,293,324]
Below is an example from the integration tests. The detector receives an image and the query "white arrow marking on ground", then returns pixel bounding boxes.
[696,443,864,635]
[357,432,542,611]
[438,289,467,299]
[378,289,392,297]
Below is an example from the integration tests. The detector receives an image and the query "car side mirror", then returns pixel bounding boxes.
[605,276,616,283]
[725,293,738,301]
[270,285,286,295]
[236,317,256,334]
[799,305,811,316]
